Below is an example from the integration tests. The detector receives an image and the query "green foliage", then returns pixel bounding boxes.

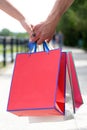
[56,0,87,49]
[15,32,28,38]
[0,28,11,36]
[0,28,28,38]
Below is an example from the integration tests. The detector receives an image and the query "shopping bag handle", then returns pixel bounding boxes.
[28,41,37,53]
[43,41,49,52]
[28,41,49,53]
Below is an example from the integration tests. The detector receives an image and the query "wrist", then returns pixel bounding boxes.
[18,15,25,23]
[46,13,60,29]
[20,19,32,33]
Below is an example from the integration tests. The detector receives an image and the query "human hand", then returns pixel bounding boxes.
[30,20,57,44]
[20,19,34,37]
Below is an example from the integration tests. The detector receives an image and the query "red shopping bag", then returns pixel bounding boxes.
[67,52,83,109]
[7,45,83,116]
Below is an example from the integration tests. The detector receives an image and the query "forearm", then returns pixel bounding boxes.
[30,0,74,44]
[0,0,25,22]
[46,0,74,25]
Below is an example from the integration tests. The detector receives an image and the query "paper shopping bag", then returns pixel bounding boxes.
[7,48,83,116]
[7,49,67,116]
[67,52,83,110]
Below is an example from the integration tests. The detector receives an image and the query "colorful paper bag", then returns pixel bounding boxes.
[7,44,83,116]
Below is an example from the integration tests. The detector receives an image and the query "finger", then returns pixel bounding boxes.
[31,32,40,42]
[37,37,44,45]
[33,22,43,31]
[46,39,50,43]
[46,37,52,43]
[30,31,35,36]
[29,24,34,31]
[33,25,40,32]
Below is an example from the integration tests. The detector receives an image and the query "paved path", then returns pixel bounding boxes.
[0,47,87,130]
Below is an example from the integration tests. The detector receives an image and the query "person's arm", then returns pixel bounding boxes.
[31,0,74,44]
[0,0,32,33]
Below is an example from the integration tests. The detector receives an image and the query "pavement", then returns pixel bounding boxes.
[0,46,87,130]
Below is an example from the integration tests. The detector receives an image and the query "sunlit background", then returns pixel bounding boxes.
[0,0,56,32]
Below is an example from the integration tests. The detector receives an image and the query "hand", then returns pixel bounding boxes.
[20,19,34,37]
[30,20,57,44]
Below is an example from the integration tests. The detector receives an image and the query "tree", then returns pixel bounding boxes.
[56,0,87,48]
[0,28,10,36]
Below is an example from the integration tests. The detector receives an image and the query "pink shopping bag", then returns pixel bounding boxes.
[7,44,83,116]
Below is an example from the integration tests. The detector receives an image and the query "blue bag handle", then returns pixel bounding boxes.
[43,41,49,52]
[28,41,49,53]
[28,41,37,53]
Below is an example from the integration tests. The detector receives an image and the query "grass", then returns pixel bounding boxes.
[0,44,28,54]
[0,44,3,52]
[0,62,3,68]
[0,44,16,68]
[0,44,28,67]
[0,44,22,54]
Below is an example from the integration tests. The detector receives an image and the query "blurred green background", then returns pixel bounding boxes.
[56,0,87,50]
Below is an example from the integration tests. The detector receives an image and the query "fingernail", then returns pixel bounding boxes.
[32,33,36,37]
